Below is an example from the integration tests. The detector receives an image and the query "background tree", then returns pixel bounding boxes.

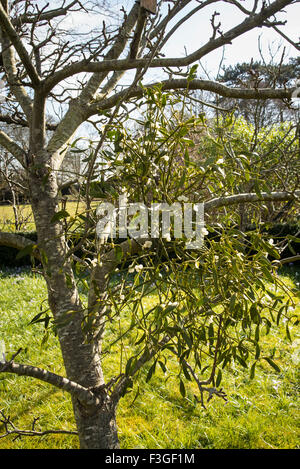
[217,56,300,128]
[0,0,299,449]
[0,123,31,229]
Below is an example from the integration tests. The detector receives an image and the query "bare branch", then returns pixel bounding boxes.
[0,410,77,440]
[87,78,294,117]
[0,2,40,87]
[268,23,300,51]
[0,231,36,253]
[43,0,294,93]
[0,113,57,131]
[0,360,100,407]
[0,35,33,117]
[157,0,221,49]
[276,255,300,265]
[0,129,26,163]
[204,190,300,212]
[46,2,140,157]
[12,0,80,27]
[0,231,89,266]
[79,2,140,104]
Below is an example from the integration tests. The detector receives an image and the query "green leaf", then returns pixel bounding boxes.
[187,64,198,82]
[199,326,206,342]
[125,356,136,376]
[16,243,36,260]
[286,234,300,243]
[229,294,236,312]
[216,369,222,387]
[222,355,231,369]
[236,355,248,368]
[181,329,193,348]
[255,325,260,342]
[182,362,192,381]
[286,323,292,343]
[158,360,166,373]
[184,149,190,167]
[276,305,285,326]
[29,311,45,325]
[260,263,274,283]
[51,210,70,223]
[201,365,210,374]
[161,94,167,106]
[250,304,260,324]
[255,343,260,360]
[29,312,51,329]
[135,333,146,346]
[263,357,280,373]
[114,245,124,262]
[208,323,214,345]
[250,362,256,380]
[146,362,156,382]
[179,379,186,397]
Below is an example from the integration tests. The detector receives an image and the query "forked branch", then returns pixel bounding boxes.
[0,410,77,440]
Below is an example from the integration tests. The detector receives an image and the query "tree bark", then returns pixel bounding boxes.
[28,162,120,449]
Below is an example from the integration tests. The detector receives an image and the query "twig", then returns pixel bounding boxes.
[0,410,77,440]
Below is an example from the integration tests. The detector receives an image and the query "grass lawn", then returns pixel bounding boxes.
[0,204,34,231]
[0,265,299,449]
[0,202,94,232]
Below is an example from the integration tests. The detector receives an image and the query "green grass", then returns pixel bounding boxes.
[0,266,299,449]
[0,202,94,232]
[0,204,35,231]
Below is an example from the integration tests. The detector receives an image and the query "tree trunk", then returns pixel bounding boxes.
[74,400,119,449]
[28,166,120,449]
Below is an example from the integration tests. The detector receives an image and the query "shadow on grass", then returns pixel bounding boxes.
[278,264,300,283]
[0,387,74,433]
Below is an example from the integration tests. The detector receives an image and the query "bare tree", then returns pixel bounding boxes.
[0,0,299,449]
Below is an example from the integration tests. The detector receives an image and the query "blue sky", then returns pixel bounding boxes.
[50,1,299,130]
[61,1,299,81]
[162,1,299,77]
[88,0,298,88]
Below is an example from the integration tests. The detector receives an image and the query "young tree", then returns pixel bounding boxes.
[0,0,299,449]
